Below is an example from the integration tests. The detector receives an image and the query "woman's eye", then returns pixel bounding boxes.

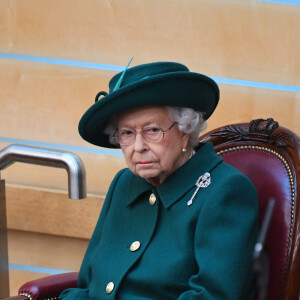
[145,127,160,135]
[120,130,134,137]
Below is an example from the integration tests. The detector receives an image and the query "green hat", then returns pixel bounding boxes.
[78,61,219,148]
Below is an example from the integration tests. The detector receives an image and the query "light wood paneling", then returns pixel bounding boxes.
[8,230,87,271]
[0,59,111,145]
[208,83,300,133]
[8,230,88,295]
[6,186,104,239]
[0,0,299,85]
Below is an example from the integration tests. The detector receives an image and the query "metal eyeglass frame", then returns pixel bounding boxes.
[113,122,177,146]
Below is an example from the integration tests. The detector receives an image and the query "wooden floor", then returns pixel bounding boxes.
[7,229,89,296]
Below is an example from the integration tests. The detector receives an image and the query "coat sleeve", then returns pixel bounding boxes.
[178,172,258,300]
[60,169,127,300]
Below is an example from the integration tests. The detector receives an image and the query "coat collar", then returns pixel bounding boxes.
[126,142,222,208]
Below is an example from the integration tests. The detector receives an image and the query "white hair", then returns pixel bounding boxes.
[166,106,207,148]
[103,106,207,148]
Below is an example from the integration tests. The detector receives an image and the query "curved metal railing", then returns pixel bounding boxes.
[0,144,87,199]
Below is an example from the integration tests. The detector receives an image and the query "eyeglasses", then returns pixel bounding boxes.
[113,122,177,146]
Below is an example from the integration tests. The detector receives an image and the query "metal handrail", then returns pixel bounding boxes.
[0,144,87,297]
[0,144,87,199]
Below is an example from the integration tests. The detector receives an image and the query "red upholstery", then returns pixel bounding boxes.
[18,272,78,300]
[200,118,300,300]
[220,150,292,300]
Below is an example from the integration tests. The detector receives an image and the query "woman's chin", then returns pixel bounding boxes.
[135,168,159,179]
[136,169,166,186]
[136,170,158,179]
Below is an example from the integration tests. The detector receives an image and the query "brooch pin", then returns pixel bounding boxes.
[187,172,211,206]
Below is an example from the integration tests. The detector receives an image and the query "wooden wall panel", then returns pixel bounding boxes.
[209,84,300,133]
[0,60,110,145]
[8,230,88,295]
[8,230,88,271]
[0,0,299,84]
[6,186,104,239]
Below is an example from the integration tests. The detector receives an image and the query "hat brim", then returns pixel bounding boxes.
[79,72,219,148]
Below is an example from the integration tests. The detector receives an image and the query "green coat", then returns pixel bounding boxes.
[61,143,258,300]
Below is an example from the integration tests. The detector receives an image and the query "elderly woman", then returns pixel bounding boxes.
[61,62,258,300]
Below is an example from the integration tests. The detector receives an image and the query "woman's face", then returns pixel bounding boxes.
[117,106,190,186]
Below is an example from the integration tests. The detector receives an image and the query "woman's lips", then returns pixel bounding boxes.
[137,161,152,165]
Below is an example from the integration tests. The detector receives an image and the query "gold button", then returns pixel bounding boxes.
[149,193,156,205]
[130,241,141,252]
[106,282,114,294]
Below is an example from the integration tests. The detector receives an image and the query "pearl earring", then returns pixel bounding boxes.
[182,148,187,152]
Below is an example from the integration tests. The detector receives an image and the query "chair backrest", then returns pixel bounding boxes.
[199,118,300,300]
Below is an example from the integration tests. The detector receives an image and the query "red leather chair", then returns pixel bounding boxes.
[2,118,300,300]
[201,118,300,300]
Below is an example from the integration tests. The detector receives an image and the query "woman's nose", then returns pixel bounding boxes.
[133,133,148,152]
